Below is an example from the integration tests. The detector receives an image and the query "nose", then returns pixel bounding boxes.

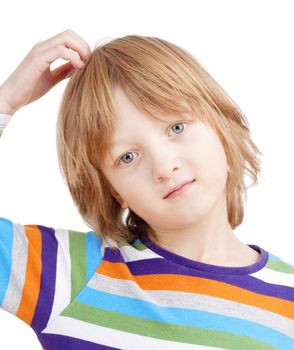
[152,154,182,182]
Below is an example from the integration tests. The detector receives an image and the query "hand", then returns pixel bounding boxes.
[0,29,91,114]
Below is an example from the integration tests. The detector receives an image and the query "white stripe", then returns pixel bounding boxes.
[252,264,294,288]
[2,223,28,315]
[47,229,72,325]
[119,243,163,262]
[42,315,220,350]
[87,273,294,338]
[0,114,13,126]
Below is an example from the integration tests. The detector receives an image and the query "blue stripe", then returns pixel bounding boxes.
[86,231,102,281]
[268,252,281,261]
[0,217,13,305]
[77,286,294,349]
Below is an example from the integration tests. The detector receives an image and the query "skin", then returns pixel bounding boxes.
[0,30,90,115]
[101,86,260,267]
[0,30,259,267]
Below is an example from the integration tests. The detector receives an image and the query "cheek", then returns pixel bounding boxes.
[196,143,228,184]
[112,178,150,208]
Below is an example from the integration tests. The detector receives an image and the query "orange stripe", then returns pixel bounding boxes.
[98,260,294,320]
[17,225,42,325]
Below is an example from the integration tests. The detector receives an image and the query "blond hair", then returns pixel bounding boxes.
[56,34,263,248]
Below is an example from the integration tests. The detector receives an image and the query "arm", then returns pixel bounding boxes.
[0,217,103,335]
[0,30,94,335]
[0,29,91,137]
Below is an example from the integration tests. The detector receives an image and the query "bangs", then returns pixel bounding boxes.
[66,35,211,168]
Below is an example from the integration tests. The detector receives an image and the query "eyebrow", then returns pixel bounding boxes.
[111,139,129,148]
[110,116,183,149]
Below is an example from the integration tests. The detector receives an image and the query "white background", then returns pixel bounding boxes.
[0,0,293,348]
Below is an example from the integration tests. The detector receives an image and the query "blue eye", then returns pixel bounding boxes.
[119,152,137,166]
[117,121,188,167]
[169,122,187,136]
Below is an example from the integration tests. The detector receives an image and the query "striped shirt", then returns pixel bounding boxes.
[1,115,294,349]
[0,113,12,137]
[1,218,294,350]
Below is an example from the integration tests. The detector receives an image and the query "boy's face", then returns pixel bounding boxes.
[100,86,230,234]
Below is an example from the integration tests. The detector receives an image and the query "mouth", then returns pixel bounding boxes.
[163,179,196,199]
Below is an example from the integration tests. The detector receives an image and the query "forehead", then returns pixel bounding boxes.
[110,87,184,143]
[110,114,180,146]
[112,86,173,123]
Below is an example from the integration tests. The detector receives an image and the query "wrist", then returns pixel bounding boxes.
[0,102,15,115]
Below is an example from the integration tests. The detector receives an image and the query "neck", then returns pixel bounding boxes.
[149,193,257,266]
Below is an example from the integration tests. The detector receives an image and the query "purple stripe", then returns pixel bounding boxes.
[31,225,58,334]
[104,247,125,263]
[38,333,121,350]
[140,235,269,275]
[127,257,294,301]
[103,240,294,302]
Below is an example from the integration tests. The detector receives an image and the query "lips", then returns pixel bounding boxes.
[163,179,195,199]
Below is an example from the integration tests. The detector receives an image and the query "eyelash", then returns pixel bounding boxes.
[116,121,188,167]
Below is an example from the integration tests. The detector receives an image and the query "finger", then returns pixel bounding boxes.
[64,29,92,59]
[38,45,85,71]
[39,29,91,62]
[48,29,91,61]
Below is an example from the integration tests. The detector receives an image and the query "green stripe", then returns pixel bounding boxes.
[266,255,294,274]
[118,238,147,251]
[0,129,4,137]
[131,238,148,250]
[61,301,275,350]
[69,230,87,300]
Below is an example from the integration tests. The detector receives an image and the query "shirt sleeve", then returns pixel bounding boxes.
[0,113,13,138]
[0,216,103,335]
